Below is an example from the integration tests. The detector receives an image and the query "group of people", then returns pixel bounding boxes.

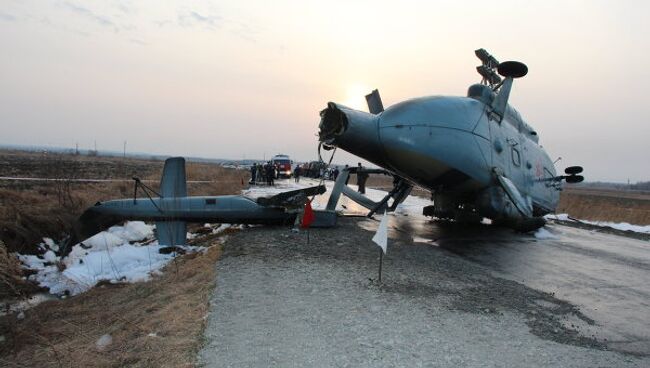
[249,161,369,193]
[250,162,279,186]
[292,165,340,183]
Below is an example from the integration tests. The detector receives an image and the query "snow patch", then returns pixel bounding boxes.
[534,227,557,240]
[546,213,650,234]
[212,224,232,234]
[43,250,57,263]
[43,237,58,252]
[581,220,650,234]
[545,213,571,221]
[17,221,194,296]
[96,334,112,350]
[107,221,154,242]
[246,178,433,220]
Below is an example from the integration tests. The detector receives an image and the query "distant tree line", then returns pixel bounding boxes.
[630,181,650,190]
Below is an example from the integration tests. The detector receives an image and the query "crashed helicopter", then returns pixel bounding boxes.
[318,49,583,231]
[65,157,329,252]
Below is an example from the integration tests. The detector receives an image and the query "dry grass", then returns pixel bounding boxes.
[0,150,252,367]
[0,240,38,299]
[0,149,248,297]
[0,241,223,368]
[558,187,650,225]
[0,150,248,250]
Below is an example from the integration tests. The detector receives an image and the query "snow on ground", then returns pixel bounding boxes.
[253,179,650,236]
[16,181,647,297]
[244,178,432,220]
[0,293,57,316]
[534,227,558,240]
[546,214,650,234]
[580,220,650,234]
[18,221,194,296]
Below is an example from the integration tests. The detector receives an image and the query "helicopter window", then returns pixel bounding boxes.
[511,148,521,166]
[205,198,216,205]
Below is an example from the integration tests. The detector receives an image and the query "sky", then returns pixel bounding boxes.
[0,0,648,182]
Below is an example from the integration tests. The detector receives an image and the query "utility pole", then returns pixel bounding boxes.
[123,141,128,179]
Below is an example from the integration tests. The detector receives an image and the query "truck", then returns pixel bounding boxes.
[271,154,293,178]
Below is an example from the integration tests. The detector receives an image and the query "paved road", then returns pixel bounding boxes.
[198,214,649,367]
[385,216,650,356]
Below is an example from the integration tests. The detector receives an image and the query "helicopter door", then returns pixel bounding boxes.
[489,119,510,177]
[508,138,525,186]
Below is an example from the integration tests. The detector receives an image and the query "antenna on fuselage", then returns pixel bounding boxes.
[475,48,528,122]
[475,48,502,88]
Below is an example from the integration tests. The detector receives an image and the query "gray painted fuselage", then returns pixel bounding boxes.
[319,84,559,227]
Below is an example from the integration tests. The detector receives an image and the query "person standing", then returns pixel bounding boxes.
[266,162,275,186]
[250,164,257,184]
[294,164,301,183]
[357,162,369,194]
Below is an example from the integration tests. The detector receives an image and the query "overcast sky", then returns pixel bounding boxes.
[1,0,648,182]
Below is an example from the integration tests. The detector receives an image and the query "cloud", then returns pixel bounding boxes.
[0,12,17,22]
[114,1,131,14]
[129,38,148,46]
[40,16,90,37]
[178,10,221,29]
[189,11,219,26]
[228,20,260,43]
[62,1,114,27]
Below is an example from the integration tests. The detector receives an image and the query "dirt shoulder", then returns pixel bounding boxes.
[1,240,223,368]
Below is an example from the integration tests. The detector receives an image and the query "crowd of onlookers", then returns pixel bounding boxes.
[250,161,343,186]
[249,162,280,186]
[249,161,370,194]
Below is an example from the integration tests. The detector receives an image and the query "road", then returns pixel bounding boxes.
[387,216,650,356]
[198,180,650,366]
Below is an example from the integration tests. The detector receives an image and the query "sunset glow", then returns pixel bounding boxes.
[342,84,372,112]
[0,0,649,181]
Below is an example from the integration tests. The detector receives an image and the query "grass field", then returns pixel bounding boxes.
[557,187,650,225]
[0,150,249,367]
[0,149,248,298]
[0,150,248,252]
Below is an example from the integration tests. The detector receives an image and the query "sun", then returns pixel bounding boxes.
[342,84,371,111]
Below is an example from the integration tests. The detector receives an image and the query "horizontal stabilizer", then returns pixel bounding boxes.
[156,221,187,245]
[160,157,187,198]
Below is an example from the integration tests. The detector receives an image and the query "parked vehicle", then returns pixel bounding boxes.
[271,154,293,178]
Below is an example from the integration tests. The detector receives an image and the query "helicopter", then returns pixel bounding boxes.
[318,49,583,231]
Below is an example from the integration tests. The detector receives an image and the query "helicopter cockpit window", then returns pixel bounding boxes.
[511,147,521,166]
